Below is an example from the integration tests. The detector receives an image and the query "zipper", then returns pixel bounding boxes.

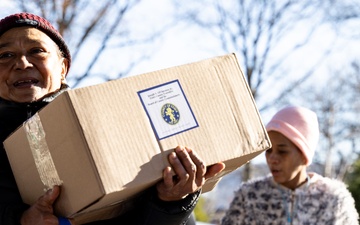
[290,191,295,225]
[282,175,310,225]
[283,189,295,225]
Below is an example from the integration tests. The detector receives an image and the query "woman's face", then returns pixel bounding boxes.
[0,27,68,103]
[265,131,308,190]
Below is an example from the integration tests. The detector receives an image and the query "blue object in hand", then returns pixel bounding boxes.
[58,217,72,225]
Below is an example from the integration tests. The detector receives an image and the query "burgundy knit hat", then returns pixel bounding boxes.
[0,12,71,74]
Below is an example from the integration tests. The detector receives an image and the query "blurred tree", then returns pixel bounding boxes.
[5,0,174,87]
[173,0,324,100]
[283,60,360,179]
[320,62,360,180]
[346,154,360,215]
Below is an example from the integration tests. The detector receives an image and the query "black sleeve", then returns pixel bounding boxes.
[0,155,29,225]
[86,187,200,225]
[0,204,28,225]
[136,187,200,225]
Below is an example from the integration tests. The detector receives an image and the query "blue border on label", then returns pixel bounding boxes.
[138,79,199,140]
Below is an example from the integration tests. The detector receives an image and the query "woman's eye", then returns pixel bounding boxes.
[278,150,287,155]
[30,48,45,54]
[32,49,42,53]
[0,52,13,59]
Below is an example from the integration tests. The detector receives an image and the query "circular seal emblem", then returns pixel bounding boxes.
[161,103,180,125]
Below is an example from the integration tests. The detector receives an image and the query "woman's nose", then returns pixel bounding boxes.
[267,153,279,164]
[15,55,32,70]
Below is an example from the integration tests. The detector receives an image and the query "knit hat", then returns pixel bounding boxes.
[0,12,71,74]
[266,106,319,166]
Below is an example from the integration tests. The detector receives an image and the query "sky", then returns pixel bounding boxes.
[1,0,358,86]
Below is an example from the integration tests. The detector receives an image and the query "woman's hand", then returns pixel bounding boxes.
[156,146,225,201]
[20,186,75,225]
[20,186,60,225]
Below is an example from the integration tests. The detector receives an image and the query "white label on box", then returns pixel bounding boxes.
[138,80,198,140]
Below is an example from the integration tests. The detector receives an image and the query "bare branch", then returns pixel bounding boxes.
[71,1,137,87]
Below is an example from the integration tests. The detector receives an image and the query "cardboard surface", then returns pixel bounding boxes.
[4,53,271,223]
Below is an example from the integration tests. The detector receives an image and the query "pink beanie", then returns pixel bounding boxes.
[266,106,319,165]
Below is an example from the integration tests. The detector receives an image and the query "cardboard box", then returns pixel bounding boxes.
[4,53,271,223]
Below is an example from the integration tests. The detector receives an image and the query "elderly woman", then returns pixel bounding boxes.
[0,13,225,225]
[221,106,359,225]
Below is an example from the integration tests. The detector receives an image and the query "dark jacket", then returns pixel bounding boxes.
[0,88,198,225]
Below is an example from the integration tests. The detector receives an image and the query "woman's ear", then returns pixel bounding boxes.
[61,58,69,83]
